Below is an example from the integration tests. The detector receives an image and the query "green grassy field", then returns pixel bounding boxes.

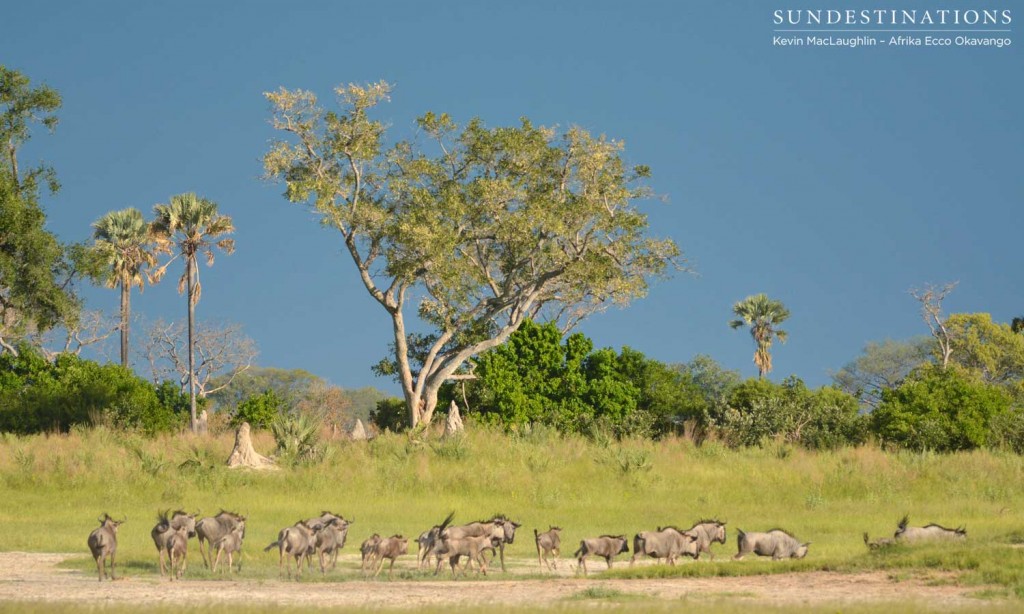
[1,425,1023,604]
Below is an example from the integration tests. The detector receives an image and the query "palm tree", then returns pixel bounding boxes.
[91,208,159,367]
[729,293,790,379]
[152,193,235,432]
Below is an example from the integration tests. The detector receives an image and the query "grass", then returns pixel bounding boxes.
[1,425,1023,602]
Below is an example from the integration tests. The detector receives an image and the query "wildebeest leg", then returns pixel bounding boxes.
[213,547,223,573]
[551,547,560,569]
[605,555,613,569]
[374,556,386,578]
[319,550,327,575]
[388,557,397,579]
[157,549,166,576]
[110,552,117,580]
[95,556,104,582]
[499,543,507,572]
[198,537,209,569]
[578,554,588,575]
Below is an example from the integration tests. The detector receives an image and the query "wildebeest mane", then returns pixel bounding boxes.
[766,528,796,537]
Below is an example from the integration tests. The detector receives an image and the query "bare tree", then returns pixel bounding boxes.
[141,318,257,396]
[909,281,958,369]
[32,309,120,361]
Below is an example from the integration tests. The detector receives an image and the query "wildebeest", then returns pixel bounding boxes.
[574,535,629,575]
[682,519,728,560]
[264,519,319,578]
[361,533,383,572]
[630,526,698,566]
[196,510,246,568]
[417,511,455,569]
[534,526,562,571]
[863,532,896,550]
[734,528,810,560]
[372,534,409,578]
[434,533,504,577]
[212,521,246,574]
[166,526,191,580]
[314,517,351,574]
[87,513,124,582]
[894,515,966,543]
[482,516,521,572]
[151,510,197,577]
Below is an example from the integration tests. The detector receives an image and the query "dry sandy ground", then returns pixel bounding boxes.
[0,552,999,610]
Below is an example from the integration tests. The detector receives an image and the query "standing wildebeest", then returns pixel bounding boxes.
[630,527,698,566]
[417,512,455,569]
[361,533,383,572]
[196,510,246,568]
[151,510,197,577]
[166,525,192,580]
[212,521,246,573]
[535,526,562,571]
[481,515,521,572]
[314,517,351,574]
[373,534,409,578]
[574,535,629,575]
[894,515,966,543]
[87,513,124,581]
[435,533,503,577]
[265,519,320,578]
[734,529,810,560]
[682,519,727,560]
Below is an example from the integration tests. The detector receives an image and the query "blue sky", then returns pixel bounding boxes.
[3,1,1021,392]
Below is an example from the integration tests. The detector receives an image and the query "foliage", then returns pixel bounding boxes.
[264,82,681,427]
[270,412,328,465]
[872,365,1012,452]
[832,337,933,409]
[232,389,283,430]
[729,293,790,378]
[207,367,320,414]
[0,345,186,435]
[369,398,408,432]
[719,377,865,448]
[944,313,1024,398]
[988,407,1024,454]
[675,354,743,432]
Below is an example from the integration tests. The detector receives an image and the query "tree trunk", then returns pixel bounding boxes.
[187,257,197,433]
[226,422,277,470]
[120,274,130,368]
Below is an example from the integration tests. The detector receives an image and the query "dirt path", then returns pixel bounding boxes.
[0,552,997,609]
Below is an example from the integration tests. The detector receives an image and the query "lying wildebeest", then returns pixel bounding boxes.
[434,533,504,577]
[372,534,409,578]
[734,528,810,560]
[196,510,246,568]
[630,526,698,566]
[361,533,383,572]
[212,521,246,574]
[894,515,966,543]
[265,519,321,578]
[87,513,124,582]
[314,517,351,574]
[575,534,629,575]
[863,532,896,550]
[535,526,562,571]
[682,519,728,560]
[166,526,191,580]
[417,511,455,570]
[151,509,197,577]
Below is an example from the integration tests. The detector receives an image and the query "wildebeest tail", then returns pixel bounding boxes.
[263,540,280,552]
[573,541,585,558]
[863,532,869,545]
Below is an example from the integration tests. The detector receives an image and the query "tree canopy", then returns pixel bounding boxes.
[264,82,681,427]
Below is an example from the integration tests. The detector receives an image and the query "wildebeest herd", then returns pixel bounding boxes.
[85,510,967,582]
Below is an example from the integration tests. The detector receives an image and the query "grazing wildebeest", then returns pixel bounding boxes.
[373,534,409,578]
[151,510,197,577]
[534,526,562,571]
[630,527,698,566]
[166,526,191,580]
[314,517,351,574]
[87,513,124,582]
[734,529,810,560]
[894,515,966,543]
[196,510,246,569]
[574,535,629,575]
[361,533,383,572]
[212,521,246,574]
[435,533,503,577]
[264,520,319,578]
[863,532,896,550]
[682,519,728,560]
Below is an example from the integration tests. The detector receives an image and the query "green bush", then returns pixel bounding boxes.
[369,397,408,432]
[232,388,282,429]
[872,365,1011,451]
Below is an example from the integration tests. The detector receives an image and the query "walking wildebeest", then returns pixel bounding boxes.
[151,509,197,576]
[682,519,728,560]
[314,517,351,574]
[417,511,455,569]
[734,528,810,560]
[630,526,698,566]
[196,510,246,569]
[534,526,562,571]
[87,513,124,582]
[894,515,966,543]
[212,521,246,574]
[373,534,409,578]
[574,535,629,575]
[481,515,521,572]
[166,525,191,580]
[265,519,321,578]
[434,533,504,577]
[361,533,383,572]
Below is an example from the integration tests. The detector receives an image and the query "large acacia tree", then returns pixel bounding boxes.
[264,82,681,427]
